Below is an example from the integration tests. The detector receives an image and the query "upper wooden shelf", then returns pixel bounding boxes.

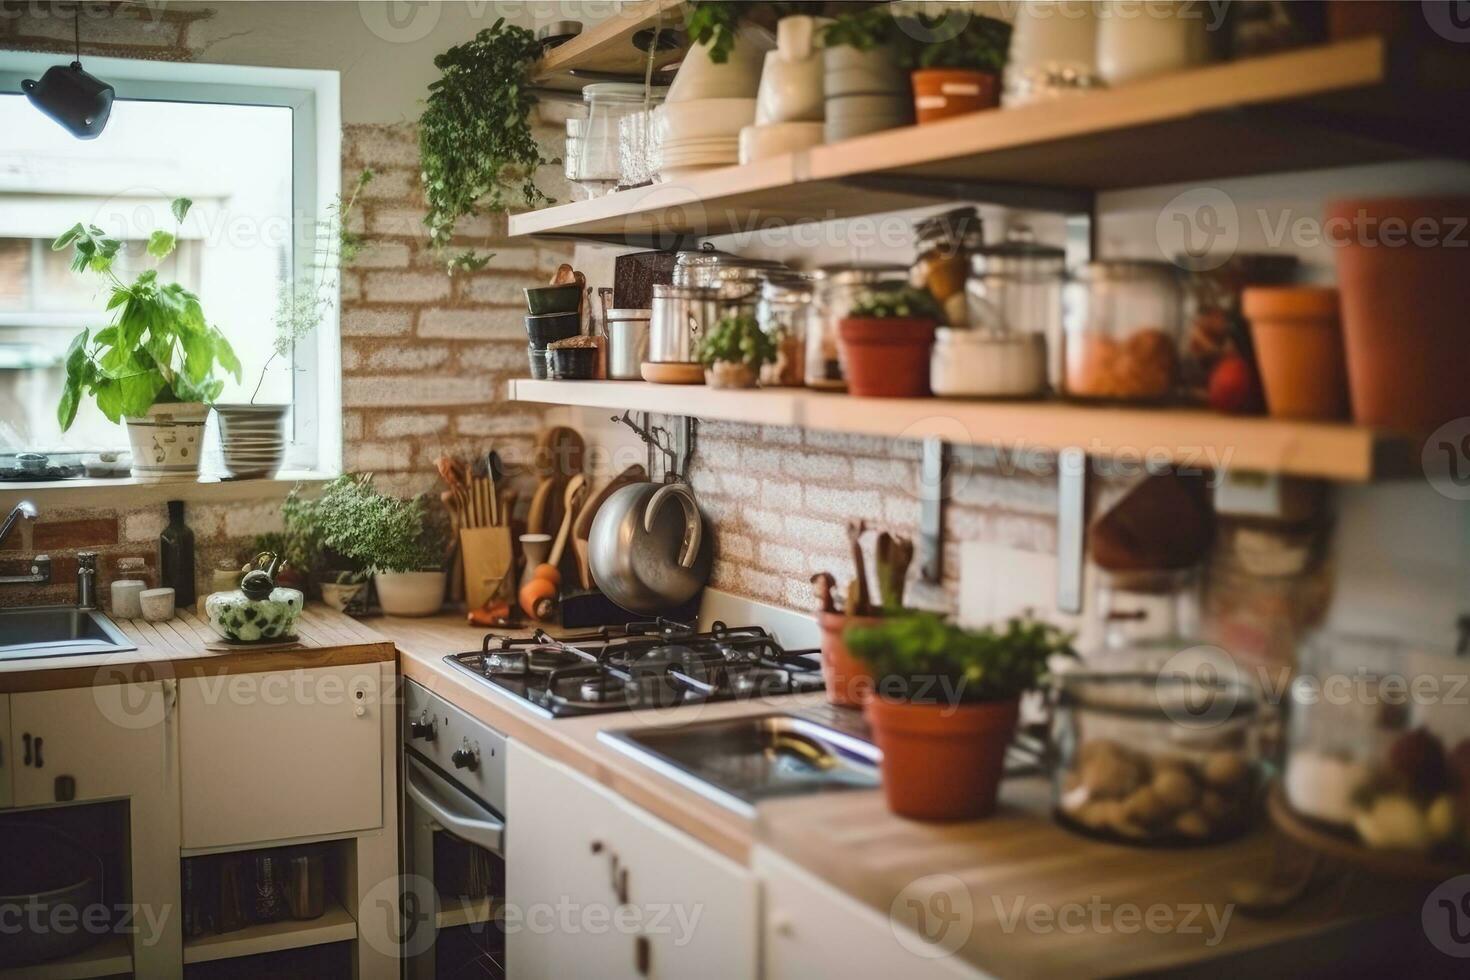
[532,0,687,93]
[509,379,1409,482]
[511,36,1470,242]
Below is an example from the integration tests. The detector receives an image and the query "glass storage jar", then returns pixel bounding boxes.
[806,263,908,389]
[910,206,984,326]
[964,225,1066,393]
[756,276,813,387]
[1284,633,1470,855]
[575,83,665,198]
[1063,260,1182,403]
[1093,567,1201,668]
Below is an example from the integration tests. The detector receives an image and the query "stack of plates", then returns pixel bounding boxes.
[651,98,753,181]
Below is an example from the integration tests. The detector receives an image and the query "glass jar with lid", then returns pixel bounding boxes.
[806,263,908,389]
[575,83,666,198]
[756,276,813,387]
[1063,260,1182,403]
[1093,567,1201,669]
[910,206,984,326]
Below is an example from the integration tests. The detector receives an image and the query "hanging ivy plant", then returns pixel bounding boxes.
[419,18,553,273]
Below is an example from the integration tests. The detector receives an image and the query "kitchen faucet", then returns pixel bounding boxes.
[0,500,51,587]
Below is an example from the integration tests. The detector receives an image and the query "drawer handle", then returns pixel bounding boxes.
[635,935,651,977]
[22,733,31,767]
[33,737,43,769]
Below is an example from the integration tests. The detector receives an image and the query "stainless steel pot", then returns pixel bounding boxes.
[606,308,651,379]
[588,481,712,614]
[672,245,786,290]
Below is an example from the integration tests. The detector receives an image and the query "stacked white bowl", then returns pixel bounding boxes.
[739,16,826,165]
[655,25,771,181]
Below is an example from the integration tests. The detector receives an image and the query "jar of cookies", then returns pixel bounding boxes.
[1062,260,1182,402]
[1051,670,1261,846]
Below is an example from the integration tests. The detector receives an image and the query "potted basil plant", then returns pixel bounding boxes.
[903,12,1012,123]
[314,474,448,617]
[698,314,777,389]
[847,613,1075,821]
[54,198,240,482]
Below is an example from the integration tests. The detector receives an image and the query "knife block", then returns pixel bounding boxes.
[460,526,515,612]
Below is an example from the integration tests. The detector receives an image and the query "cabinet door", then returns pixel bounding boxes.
[180,665,382,848]
[506,742,637,980]
[757,847,983,980]
[611,793,756,980]
[0,693,9,808]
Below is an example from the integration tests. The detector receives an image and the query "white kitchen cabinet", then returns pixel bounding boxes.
[8,682,183,977]
[0,694,9,809]
[179,665,382,849]
[756,847,985,980]
[507,743,757,980]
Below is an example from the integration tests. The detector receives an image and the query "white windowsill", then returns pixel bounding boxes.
[0,470,337,508]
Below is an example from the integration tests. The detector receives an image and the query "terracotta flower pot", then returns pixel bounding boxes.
[911,69,999,124]
[1242,286,1349,420]
[1326,197,1470,432]
[864,696,1020,821]
[818,611,883,706]
[837,317,937,398]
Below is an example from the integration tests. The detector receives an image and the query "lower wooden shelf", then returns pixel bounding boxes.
[181,897,357,965]
[510,378,1407,482]
[436,896,499,930]
[0,935,131,980]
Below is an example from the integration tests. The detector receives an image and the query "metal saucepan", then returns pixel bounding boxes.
[588,481,712,614]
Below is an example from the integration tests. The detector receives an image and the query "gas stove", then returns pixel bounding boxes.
[444,620,826,718]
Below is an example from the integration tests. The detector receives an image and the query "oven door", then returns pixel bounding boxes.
[403,754,507,980]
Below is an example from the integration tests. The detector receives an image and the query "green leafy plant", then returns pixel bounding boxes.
[846,613,1075,703]
[685,1,829,63]
[312,474,446,574]
[902,12,1012,72]
[419,18,553,274]
[698,314,777,368]
[819,3,908,52]
[255,169,374,402]
[848,285,944,321]
[54,198,241,431]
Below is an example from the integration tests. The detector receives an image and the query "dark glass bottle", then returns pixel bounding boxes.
[159,499,196,606]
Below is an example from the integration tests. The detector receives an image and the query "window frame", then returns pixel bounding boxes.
[0,52,342,477]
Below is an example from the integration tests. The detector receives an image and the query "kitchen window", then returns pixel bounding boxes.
[0,54,342,477]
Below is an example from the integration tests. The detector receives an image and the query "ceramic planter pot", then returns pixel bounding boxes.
[704,361,759,389]
[837,317,937,398]
[375,571,445,617]
[320,581,366,613]
[124,402,209,482]
[824,44,909,98]
[204,586,303,642]
[1327,197,1470,432]
[864,696,1020,820]
[911,69,999,124]
[215,403,289,480]
[1242,287,1349,420]
[818,611,883,706]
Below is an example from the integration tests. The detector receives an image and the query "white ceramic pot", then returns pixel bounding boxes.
[930,328,1048,398]
[823,44,909,98]
[215,403,289,480]
[823,93,913,142]
[124,402,209,483]
[666,25,773,103]
[320,581,366,613]
[1004,0,1102,106]
[374,571,446,617]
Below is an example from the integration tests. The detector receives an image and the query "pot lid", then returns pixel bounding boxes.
[970,225,1065,275]
[673,244,784,270]
[813,262,908,285]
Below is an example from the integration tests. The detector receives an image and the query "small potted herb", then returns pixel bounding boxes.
[698,314,776,389]
[902,12,1012,123]
[53,198,241,482]
[847,613,1074,821]
[837,285,944,397]
[314,474,448,617]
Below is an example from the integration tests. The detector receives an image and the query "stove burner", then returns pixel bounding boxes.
[730,667,790,697]
[579,674,629,703]
[482,644,584,676]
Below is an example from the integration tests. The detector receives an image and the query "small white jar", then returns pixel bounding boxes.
[110,579,146,619]
[139,587,176,623]
[1096,0,1211,86]
[930,328,1048,398]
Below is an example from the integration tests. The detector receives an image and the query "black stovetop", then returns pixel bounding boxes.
[444,619,825,718]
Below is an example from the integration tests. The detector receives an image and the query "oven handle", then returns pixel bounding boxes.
[405,755,505,857]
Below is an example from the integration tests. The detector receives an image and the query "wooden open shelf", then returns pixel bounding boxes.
[510,378,1408,482]
[532,0,687,92]
[181,897,356,965]
[0,935,131,980]
[511,36,1470,242]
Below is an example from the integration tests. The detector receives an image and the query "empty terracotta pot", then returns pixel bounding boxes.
[1242,286,1349,420]
[911,69,998,124]
[1327,197,1470,432]
[837,317,937,398]
[818,611,882,706]
[864,696,1019,821]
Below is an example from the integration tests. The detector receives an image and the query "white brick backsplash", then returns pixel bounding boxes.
[803,486,883,518]
[340,345,361,371]
[375,413,449,438]
[760,479,803,510]
[363,271,450,304]
[122,510,167,543]
[759,541,806,574]
[224,502,285,540]
[785,515,848,553]
[341,411,364,441]
[367,206,430,239]
[364,344,450,371]
[345,441,415,471]
[457,343,527,372]
[782,450,851,482]
[352,242,412,269]
[343,375,494,407]
[419,308,523,340]
[347,126,420,168]
[459,274,527,306]
[342,309,413,337]
[455,410,543,437]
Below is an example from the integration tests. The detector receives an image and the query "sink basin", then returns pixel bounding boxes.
[599,711,881,817]
[0,606,138,660]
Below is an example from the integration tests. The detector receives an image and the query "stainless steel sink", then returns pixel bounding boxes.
[0,606,138,660]
[599,710,881,817]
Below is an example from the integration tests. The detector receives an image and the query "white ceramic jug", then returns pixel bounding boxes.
[755,15,826,123]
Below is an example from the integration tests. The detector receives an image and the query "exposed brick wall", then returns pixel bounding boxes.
[0,0,211,61]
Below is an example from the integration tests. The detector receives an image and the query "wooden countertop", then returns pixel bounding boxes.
[0,604,396,693]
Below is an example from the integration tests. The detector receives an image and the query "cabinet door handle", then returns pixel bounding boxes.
[33,737,43,769]
[616,866,629,905]
[635,935,651,977]
[21,733,31,767]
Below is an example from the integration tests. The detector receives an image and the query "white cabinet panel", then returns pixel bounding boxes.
[179,665,382,848]
[0,694,9,808]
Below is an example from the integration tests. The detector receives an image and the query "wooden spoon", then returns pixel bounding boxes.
[546,475,589,574]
